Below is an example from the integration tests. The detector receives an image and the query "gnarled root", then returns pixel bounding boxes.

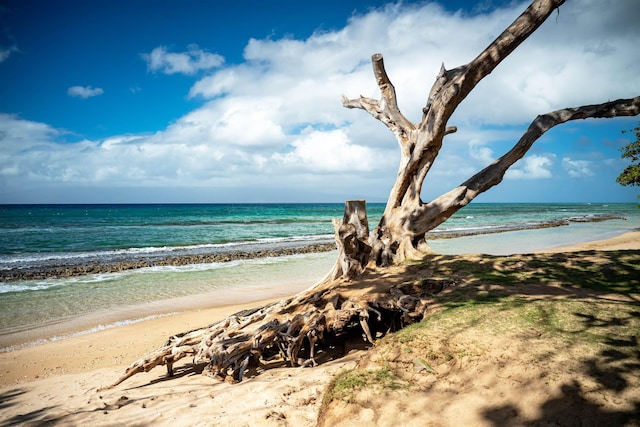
[100,273,431,390]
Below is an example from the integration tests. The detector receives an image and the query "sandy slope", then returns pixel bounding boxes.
[1,231,638,426]
[541,230,640,252]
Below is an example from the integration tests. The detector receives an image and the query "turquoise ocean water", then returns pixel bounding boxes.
[1,203,638,350]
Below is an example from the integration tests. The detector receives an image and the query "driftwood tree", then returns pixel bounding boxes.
[340,0,640,272]
[103,0,640,389]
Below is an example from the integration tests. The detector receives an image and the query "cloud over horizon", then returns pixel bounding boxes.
[2,0,640,203]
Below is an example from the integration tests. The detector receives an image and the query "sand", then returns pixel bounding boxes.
[540,229,640,252]
[1,231,638,426]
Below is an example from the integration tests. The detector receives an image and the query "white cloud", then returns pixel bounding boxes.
[3,1,640,202]
[562,157,595,178]
[272,127,382,173]
[469,141,495,165]
[506,154,555,180]
[142,44,224,75]
[0,114,59,146]
[0,45,18,63]
[68,85,104,98]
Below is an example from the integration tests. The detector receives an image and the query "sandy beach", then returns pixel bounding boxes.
[539,229,640,252]
[1,230,638,426]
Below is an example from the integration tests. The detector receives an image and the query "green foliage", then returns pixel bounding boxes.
[617,122,640,197]
[323,367,404,404]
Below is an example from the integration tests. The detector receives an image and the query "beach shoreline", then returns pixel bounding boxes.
[538,228,640,252]
[1,230,638,385]
[0,230,638,426]
[0,276,322,353]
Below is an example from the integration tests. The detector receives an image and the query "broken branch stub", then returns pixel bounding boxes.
[332,200,372,280]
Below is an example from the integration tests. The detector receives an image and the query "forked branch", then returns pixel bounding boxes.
[409,96,640,233]
[342,54,415,156]
[420,0,567,127]
[349,0,566,207]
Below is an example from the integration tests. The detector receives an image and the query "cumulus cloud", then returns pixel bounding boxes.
[68,85,104,98]
[468,141,496,165]
[142,44,224,75]
[3,0,640,202]
[272,127,383,173]
[562,157,595,178]
[506,154,555,180]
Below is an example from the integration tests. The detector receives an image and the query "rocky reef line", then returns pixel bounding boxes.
[1,243,336,282]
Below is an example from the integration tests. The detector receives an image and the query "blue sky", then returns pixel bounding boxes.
[1,0,639,204]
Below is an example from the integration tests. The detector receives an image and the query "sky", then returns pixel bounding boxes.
[1,0,639,204]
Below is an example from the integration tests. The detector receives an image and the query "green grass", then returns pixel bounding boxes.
[322,250,640,406]
[323,366,405,404]
[421,250,640,309]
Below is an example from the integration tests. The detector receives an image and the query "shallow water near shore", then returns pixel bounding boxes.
[429,216,639,255]
[0,251,336,350]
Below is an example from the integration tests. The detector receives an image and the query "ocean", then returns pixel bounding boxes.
[1,202,638,350]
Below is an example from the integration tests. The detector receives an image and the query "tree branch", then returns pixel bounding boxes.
[419,0,566,132]
[370,54,415,140]
[410,96,640,233]
[465,0,565,88]
[409,1,567,205]
[342,54,415,157]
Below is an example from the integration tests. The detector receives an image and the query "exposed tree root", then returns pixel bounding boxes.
[101,201,433,390]
[100,270,430,390]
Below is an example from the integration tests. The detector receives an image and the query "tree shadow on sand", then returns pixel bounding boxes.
[0,388,60,427]
[483,379,640,426]
[414,250,640,426]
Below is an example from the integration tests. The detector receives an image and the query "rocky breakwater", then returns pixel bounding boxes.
[1,243,337,282]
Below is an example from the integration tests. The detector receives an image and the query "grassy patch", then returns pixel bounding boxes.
[323,250,640,406]
[424,250,640,308]
[323,366,405,404]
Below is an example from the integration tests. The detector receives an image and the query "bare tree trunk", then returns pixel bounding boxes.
[104,0,640,389]
[330,200,371,279]
[343,0,640,267]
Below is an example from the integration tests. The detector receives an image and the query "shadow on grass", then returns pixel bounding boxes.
[408,250,640,426]
[419,249,640,308]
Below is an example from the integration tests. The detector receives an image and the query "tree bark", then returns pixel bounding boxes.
[343,0,640,266]
[330,200,371,280]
